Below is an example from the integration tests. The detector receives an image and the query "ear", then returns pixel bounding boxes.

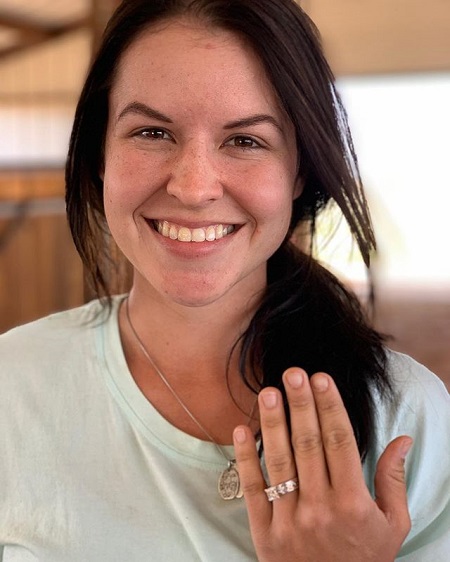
[293,176,304,200]
[98,161,105,182]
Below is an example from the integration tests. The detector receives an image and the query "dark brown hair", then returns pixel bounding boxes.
[66,0,390,458]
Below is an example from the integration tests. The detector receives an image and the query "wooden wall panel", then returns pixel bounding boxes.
[0,169,65,201]
[375,295,450,390]
[0,170,84,333]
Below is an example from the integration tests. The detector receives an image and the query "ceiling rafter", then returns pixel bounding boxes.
[0,11,89,61]
[0,10,59,34]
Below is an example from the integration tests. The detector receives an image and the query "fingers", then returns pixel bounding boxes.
[306,372,364,491]
[257,388,297,482]
[375,436,413,535]
[233,386,299,526]
[283,368,366,496]
[235,368,371,507]
[233,425,272,531]
[282,368,329,495]
[234,368,413,560]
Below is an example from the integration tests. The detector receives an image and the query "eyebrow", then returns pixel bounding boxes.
[223,114,283,133]
[117,102,173,123]
[117,102,282,133]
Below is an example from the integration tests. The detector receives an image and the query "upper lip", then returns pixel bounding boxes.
[147,218,241,228]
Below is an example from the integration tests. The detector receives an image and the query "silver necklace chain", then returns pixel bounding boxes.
[124,297,256,469]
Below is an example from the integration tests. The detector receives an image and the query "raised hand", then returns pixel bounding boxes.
[233,368,412,562]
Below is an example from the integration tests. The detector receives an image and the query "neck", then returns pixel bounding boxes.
[123,273,264,380]
[117,274,263,444]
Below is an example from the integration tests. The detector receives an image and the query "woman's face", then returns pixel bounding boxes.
[103,19,301,308]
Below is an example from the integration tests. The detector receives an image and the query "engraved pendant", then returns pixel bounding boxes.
[218,460,243,500]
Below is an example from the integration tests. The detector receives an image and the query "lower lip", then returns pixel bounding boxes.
[147,221,236,257]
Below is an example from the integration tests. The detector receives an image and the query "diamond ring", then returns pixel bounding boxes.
[264,478,299,501]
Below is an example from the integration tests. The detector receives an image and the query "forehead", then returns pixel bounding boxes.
[109,18,283,118]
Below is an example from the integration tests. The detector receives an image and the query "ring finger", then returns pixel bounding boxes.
[259,386,299,506]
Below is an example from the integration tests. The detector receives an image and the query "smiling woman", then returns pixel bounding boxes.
[102,20,299,308]
[0,1,449,561]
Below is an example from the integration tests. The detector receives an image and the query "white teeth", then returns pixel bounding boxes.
[192,228,206,242]
[154,220,235,243]
[205,226,215,241]
[169,225,178,240]
[215,224,224,239]
[177,227,192,242]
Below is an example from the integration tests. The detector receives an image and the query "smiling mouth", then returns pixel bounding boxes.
[152,220,236,243]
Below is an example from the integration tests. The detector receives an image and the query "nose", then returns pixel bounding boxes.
[166,142,223,207]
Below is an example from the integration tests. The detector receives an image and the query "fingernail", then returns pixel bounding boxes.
[234,428,247,444]
[261,391,277,409]
[311,374,329,391]
[400,438,413,459]
[286,370,304,389]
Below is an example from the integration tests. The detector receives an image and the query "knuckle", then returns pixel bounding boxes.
[291,430,322,454]
[390,465,407,485]
[386,507,411,539]
[376,464,406,487]
[323,427,354,451]
[287,393,311,412]
[240,479,263,498]
[338,497,372,521]
[318,397,342,416]
[235,449,257,464]
[262,414,284,430]
[400,513,412,536]
[300,504,332,532]
[265,452,295,475]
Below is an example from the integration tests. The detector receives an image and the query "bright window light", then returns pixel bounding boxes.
[317,73,450,293]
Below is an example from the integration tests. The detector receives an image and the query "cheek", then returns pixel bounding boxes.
[238,168,295,226]
[103,151,150,213]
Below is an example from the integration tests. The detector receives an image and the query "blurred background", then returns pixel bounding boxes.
[0,0,449,389]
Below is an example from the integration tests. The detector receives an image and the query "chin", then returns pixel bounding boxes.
[168,287,232,308]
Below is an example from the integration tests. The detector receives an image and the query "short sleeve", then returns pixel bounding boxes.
[374,352,450,560]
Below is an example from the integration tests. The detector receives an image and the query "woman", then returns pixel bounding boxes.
[0,0,448,560]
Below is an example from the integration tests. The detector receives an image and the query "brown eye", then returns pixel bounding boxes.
[225,135,261,149]
[233,136,257,148]
[139,128,170,140]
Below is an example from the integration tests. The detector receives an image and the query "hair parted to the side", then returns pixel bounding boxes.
[65,0,391,459]
[66,0,373,297]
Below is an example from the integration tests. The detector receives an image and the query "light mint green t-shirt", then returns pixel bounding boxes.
[0,297,449,561]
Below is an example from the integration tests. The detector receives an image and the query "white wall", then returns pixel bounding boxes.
[318,73,450,293]
[0,106,74,167]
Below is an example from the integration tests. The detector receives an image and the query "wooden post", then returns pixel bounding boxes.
[90,0,122,54]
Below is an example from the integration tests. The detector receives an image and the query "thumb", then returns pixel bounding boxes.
[374,436,413,532]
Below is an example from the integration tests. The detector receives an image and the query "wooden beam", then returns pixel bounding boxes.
[90,0,121,53]
[0,91,78,105]
[303,0,450,75]
[0,11,54,35]
[0,16,89,61]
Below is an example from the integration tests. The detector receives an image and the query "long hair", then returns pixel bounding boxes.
[66,0,391,459]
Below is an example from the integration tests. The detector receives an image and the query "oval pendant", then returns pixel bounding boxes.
[218,462,241,500]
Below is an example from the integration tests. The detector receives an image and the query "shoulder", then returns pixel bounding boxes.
[380,350,449,433]
[1,298,102,345]
[386,349,448,395]
[375,351,450,559]
[0,298,120,377]
[375,350,449,468]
